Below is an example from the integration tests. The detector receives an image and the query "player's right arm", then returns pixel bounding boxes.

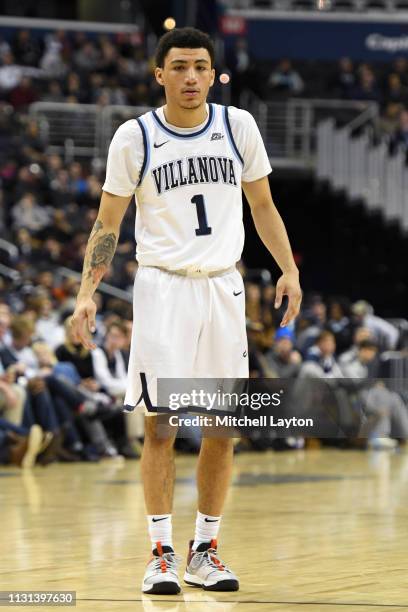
[71,191,132,349]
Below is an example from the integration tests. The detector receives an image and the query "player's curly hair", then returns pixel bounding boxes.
[155,27,215,68]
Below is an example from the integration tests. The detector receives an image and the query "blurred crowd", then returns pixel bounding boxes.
[226,37,408,147]
[1,28,408,469]
[0,28,163,111]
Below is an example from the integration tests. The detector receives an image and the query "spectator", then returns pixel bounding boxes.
[301,330,343,378]
[349,67,381,102]
[74,41,100,73]
[327,299,352,355]
[391,56,408,88]
[8,76,37,110]
[384,73,408,107]
[340,340,408,449]
[12,30,41,67]
[378,102,403,137]
[11,192,51,233]
[268,59,304,95]
[42,80,64,102]
[351,300,399,350]
[332,57,356,98]
[297,297,327,356]
[91,322,128,398]
[340,338,379,379]
[339,326,374,367]
[265,328,302,378]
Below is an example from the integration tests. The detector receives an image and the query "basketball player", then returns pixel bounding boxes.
[70,27,302,595]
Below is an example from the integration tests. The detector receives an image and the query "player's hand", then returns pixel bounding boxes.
[70,298,97,350]
[274,271,302,327]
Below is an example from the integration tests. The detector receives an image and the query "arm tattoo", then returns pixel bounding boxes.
[86,231,117,284]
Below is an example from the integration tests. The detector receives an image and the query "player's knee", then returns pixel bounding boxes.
[144,417,176,449]
[201,437,234,452]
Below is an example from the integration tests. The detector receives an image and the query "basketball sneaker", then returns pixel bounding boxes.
[142,542,181,595]
[183,539,239,591]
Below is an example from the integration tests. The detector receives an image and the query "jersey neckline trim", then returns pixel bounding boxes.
[151,103,215,139]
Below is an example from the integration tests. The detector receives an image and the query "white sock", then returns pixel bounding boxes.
[192,511,222,550]
[147,514,173,551]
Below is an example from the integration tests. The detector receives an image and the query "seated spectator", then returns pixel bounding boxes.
[339,326,374,367]
[91,322,128,398]
[349,67,381,102]
[340,338,379,379]
[351,300,399,350]
[301,330,343,378]
[8,76,37,110]
[42,80,64,102]
[55,316,94,380]
[265,328,302,378]
[378,102,404,138]
[391,56,408,87]
[332,57,356,98]
[340,340,408,448]
[268,59,304,95]
[385,73,408,107]
[297,296,327,357]
[327,299,352,355]
[11,192,51,234]
[12,30,41,67]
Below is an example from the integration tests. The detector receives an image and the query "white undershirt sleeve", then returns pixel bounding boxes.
[102,119,144,197]
[228,106,272,183]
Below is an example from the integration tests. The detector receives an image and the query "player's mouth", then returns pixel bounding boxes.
[182,89,200,97]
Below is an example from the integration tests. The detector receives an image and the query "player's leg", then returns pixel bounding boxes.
[184,270,246,591]
[141,415,181,595]
[129,268,202,594]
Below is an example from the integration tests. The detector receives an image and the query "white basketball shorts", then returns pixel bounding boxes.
[124,266,249,414]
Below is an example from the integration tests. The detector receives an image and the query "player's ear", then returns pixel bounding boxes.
[155,67,164,87]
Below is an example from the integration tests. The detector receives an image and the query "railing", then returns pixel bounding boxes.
[30,98,378,168]
[317,119,408,234]
[244,95,378,168]
[30,103,150,160]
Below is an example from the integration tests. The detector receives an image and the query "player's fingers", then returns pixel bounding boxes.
[86,305,96,334]
[281,293,301,327]
[74,315,95,350]
[274,282,284,309]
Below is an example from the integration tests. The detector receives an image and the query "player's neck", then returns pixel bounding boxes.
[163,101,207,129]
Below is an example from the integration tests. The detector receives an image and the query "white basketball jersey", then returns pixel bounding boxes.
[134,103,244,272]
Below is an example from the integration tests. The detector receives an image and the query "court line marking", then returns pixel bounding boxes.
[78,598,408,607]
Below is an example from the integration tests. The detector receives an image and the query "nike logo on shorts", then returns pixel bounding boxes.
[233,290,243,296]
[154,140,169,148]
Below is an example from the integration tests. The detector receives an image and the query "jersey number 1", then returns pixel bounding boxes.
[191,194,212,236]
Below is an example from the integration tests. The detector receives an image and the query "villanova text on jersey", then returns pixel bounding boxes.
[151,155,238,196]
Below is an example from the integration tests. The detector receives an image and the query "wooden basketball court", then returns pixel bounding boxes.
[1,449,408,611]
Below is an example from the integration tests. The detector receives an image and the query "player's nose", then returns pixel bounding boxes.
[185,68,198,82]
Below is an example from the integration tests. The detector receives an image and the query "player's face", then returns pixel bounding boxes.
[155,47,215,110]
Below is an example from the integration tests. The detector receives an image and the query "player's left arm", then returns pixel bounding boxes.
[242,176,302,327]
